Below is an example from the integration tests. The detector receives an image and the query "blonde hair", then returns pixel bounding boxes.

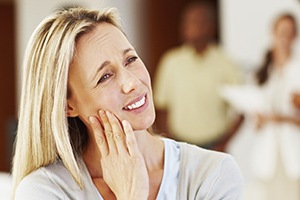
[11,7,122,197]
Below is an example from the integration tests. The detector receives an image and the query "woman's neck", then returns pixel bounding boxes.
[134,131,164,171]
[273,48,291,68]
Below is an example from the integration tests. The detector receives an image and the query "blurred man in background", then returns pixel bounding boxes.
[153,0,242,151]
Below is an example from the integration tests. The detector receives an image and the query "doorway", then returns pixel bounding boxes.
[0,2,16,172]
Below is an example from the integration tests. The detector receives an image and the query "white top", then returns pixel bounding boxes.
[251,57,300,180]
[227,56,300,181]
[156,138,180,199]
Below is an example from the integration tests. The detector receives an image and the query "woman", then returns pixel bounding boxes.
[12,7,243,199]
[252,13,300,200]
[227,13,300,200]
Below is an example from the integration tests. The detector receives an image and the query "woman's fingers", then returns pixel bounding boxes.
[105,111,128,155]
[90,110,138,157]
[98,110,118,155]
[122,120,140,157]
[88,116,108,157]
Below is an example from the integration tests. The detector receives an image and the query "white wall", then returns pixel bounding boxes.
[15,0,146,107]
[220,0,300,72]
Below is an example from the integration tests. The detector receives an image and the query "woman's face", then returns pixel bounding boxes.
[273,17,296,52]
[67,23,155,131]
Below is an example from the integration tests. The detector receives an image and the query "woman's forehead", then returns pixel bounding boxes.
[75,23,131,54]
[69,22,134,80]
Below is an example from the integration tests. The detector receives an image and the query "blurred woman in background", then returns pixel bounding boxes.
[252,12,300,200]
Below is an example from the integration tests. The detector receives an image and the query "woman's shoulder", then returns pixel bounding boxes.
[182,142,227,158]
[14,159,97,200]
[177,142,244,199]
[179,142,242,176]
[159,44,195,63]
[14,160,76,199]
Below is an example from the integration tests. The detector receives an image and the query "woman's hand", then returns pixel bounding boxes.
[89,110,149,200]
[255,113,281,130]
[255,113,294,130]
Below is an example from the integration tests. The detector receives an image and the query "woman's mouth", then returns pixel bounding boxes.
[123,96,146,110]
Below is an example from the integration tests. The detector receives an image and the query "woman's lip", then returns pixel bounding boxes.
[123,93,147,111]
[124,93,146,109]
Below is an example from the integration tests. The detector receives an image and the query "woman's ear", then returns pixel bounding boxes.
[66,99,78,117]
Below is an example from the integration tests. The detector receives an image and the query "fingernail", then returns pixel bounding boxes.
[122,120,128,127]
[89,116,96,124]
[99,110,105,117]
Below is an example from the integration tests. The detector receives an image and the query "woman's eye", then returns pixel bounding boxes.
[125,56,138,66]
[97,73,111,85]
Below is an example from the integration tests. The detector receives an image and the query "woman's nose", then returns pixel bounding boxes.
[120,69,140,94]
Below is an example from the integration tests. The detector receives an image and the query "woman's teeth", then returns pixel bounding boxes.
[125,96,146,110]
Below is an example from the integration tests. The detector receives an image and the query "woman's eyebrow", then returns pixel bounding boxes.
[92,60,110,82]
[91,48,135,82]
[123,48,134,55]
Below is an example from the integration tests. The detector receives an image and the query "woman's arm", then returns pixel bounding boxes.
[256,112,300,129]
[203,155,244,200]
[271,114,300,126]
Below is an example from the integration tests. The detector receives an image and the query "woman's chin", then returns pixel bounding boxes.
[132,117,155,131]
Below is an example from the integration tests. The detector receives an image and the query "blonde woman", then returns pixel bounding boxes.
[12,7,243,200]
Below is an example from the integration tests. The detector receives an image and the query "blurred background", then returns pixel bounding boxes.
[0,0,300,199]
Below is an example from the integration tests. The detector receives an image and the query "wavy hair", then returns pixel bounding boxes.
[11,7,122,197]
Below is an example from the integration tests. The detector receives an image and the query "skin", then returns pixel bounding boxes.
[292,92,300,110]
[67,23,164,199]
